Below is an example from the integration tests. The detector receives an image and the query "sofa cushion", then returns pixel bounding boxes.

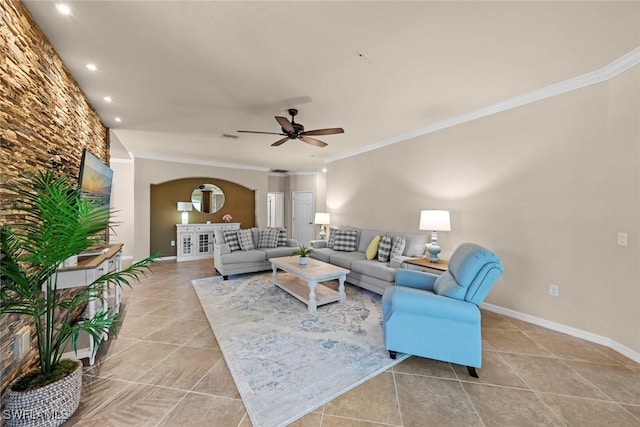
[258,228,279,248]
[358,229,385,252]
[365,235,381,260]
[390,236,406,258]
[333,229,359,252]
[238,229,256,251]
[277,228,288,247]
[220,249,266,264]
[329,251,366,269]
[389,232,428,257]
[260,246,297,259]
[351,260,397,283]
[377,235,392,262]
[310,248,335,263]
[223,230,241,251]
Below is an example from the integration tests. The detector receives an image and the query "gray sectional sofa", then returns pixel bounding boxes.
[309,226,429,295]
[213,228,299,278]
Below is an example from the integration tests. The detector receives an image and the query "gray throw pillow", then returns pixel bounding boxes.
[237,229,255,251]
[378,235,392,262]
[258,228,279,248]
[333,230,358,252]
[277,228,288,247]
[390,235,406,258]
[223,230,241,252]
[327,227,340,248]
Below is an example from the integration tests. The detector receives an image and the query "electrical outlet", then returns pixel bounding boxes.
[549,284,560,297]
[171,240,175,247]
[617,232,628,246]
[14,327,30,361]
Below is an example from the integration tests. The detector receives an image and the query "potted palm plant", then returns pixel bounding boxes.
[0,171,156,427]
[292,245,312,265]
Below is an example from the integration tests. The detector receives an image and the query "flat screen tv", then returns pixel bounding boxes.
[78,149,113,209]
[78,149,114,249]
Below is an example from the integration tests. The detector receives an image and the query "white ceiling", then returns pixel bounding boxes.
[22,1,639,172]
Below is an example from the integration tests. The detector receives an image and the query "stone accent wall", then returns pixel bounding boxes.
[0,0,109,398]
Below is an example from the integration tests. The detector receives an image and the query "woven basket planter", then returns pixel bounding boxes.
[5,360,82,427]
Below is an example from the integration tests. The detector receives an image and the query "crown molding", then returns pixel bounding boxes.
[326,47,640,164]
[133,152,271,172]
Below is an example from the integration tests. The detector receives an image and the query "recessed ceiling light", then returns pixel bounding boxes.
[103,96,112,103]
[114,117,122,123]
[86,63,97,71]
[56,3,71,15]
[322,167,328,173]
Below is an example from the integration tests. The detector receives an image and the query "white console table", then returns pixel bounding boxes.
[176,223,240,262]
[51,244,123,365]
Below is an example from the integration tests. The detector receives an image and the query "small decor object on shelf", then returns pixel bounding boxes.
[1,171,157,426]
[222,213,233,223]
[292,245,312,265]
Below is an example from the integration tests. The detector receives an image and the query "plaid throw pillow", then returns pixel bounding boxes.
[390,236,406,258]
[277,228,288,247]
[377,235,392,262]
[333,230,358,252]
[258,228,279,248]
[327,227,340,248]
[237,229,255,251]
[223,230,241,252]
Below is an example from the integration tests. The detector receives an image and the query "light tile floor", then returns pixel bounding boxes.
[66,259,640,426]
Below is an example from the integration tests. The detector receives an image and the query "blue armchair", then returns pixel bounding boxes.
[382,243,503,377]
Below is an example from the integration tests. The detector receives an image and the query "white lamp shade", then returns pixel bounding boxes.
[419,210,451,231]
[314,212,331,225]
[177,202,193,212]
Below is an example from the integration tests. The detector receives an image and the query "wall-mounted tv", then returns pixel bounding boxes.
[78,149,113,210]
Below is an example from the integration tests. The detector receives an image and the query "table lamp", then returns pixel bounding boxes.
[419,210,451,262]
[177,202,193,225]
[314,212,331,240]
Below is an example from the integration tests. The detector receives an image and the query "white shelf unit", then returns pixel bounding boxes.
[51,244,123,365]
[176,223,240,262]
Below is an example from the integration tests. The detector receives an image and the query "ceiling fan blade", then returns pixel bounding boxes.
[299,136,328,148]
[301,127,344,136]
[237,130,285,135]
[275,116,295,133]
[271,137,290,147]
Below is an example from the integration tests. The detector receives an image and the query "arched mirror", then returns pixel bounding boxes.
[191,183,225,213]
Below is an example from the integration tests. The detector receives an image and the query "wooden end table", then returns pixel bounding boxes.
[402,258,448,275]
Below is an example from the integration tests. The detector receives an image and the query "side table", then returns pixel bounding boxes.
[402,258,448,275]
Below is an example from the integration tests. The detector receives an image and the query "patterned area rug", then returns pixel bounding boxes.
[192,272,407,427]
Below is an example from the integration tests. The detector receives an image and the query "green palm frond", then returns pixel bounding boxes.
[1,170,157,375]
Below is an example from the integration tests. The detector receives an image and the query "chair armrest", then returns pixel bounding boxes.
[310,240,327,249]
[395,269,438,291]
[390,286,479,323]
[214,243,231,255]
[286,239,299,247]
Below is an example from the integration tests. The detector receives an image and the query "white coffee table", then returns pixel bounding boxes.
[270,256,350,311]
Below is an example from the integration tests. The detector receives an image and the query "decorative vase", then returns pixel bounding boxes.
[5,360,82,427]
[299,256,308,265]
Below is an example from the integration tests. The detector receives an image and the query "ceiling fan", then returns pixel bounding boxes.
[237,108,344,147]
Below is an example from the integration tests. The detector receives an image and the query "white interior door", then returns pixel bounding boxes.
[292,191,314,246]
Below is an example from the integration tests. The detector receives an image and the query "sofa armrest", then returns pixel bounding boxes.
[390,286,479,323]
[310,240,327,249]
[395,269,438,291]
[286,239,299,247]
[214,243,231,255]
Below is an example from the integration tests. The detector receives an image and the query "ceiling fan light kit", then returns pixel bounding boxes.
[238,108,344,147]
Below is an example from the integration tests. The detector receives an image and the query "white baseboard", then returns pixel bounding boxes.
[156,256,177,262]
[481,302,640,364]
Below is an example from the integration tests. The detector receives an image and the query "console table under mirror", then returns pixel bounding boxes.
[176,222,240,262]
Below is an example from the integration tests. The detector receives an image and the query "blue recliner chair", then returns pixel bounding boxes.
[382,242,503,377]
